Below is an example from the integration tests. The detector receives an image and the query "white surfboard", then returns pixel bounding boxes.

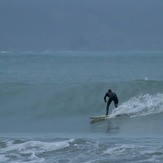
[89,115,110,120]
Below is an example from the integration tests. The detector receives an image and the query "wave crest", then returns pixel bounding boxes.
[112,93,163,118]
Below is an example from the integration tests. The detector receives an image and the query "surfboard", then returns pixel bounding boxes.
[89,115,110,120]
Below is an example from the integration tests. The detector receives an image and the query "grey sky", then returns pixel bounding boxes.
[0,0,163,51]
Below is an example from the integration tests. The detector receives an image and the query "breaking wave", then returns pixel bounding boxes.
[0,80,163,118]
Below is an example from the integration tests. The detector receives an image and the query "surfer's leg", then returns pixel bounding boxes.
[114,101,118,108]
[106,107,109,115]
[114,98,118,108]
[106,99,112,115]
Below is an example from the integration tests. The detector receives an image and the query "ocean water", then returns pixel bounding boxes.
[0,51,163,162]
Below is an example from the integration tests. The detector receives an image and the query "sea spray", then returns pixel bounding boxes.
[111,93,163,118]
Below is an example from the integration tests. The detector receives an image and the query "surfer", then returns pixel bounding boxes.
[104,89,119,115]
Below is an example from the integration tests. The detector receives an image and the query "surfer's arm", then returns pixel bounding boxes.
[104,93,107,103]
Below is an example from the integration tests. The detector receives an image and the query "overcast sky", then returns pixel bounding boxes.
[0,0,163,51]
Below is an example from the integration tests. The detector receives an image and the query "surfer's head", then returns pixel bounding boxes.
[108,89,112,93]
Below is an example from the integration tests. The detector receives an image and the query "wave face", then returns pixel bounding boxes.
[0,80,163,133]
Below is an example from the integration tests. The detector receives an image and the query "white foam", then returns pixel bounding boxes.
[9,157,45,163]
[111,93,163,118]
[103,143,162,163]
[0,139,74,163]
[103,144,135,155]
[3,139,74,154]
[0,155,9,162]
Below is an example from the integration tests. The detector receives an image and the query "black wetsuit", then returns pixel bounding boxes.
[104,92,119,115]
